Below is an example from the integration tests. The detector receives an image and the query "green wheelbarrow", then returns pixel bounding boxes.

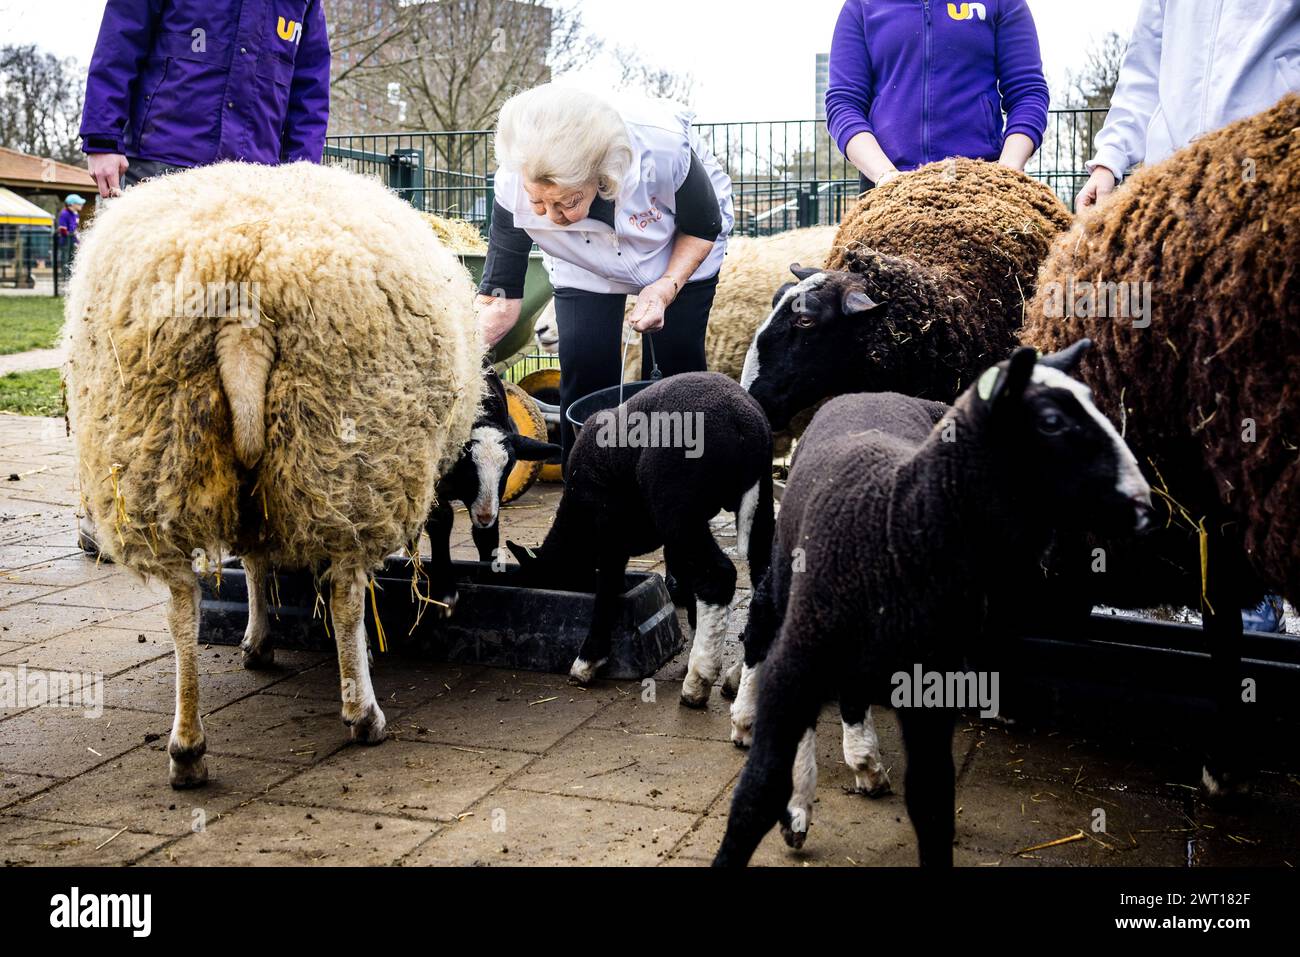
[458,251,555,365]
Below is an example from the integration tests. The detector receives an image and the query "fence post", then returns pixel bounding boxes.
[484,173,495,239]
[52,230,59,297]
[388,148,425,210]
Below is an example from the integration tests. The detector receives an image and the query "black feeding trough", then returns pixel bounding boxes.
[197,556,683,680]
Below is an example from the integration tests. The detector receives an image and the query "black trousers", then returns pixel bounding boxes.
[554,274,719,468]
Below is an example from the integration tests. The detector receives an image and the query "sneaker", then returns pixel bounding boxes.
[77,516,103,558]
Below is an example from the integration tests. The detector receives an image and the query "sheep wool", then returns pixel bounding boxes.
[828,158,1072,337]
[65,161,484,579]
[1020,94,1300,601]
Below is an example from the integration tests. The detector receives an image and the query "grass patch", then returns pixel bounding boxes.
[0,297,64,355]
[0,368,64,416]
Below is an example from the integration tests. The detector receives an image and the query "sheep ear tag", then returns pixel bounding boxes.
[977,366,1003,403]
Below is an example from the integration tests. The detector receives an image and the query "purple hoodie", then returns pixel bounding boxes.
[826,0,1049,171]
[80,0,330,168]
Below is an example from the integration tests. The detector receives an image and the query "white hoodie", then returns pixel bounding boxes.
[494,98,734,296]
[1090,0,1300,178]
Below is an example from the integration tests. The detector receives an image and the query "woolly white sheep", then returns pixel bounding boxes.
[64,161,483,788]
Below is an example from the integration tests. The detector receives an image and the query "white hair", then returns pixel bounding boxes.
[495,85,633,201]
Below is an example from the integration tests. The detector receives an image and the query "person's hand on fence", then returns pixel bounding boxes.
[476,294,522,349]
[628,278,675,333]
[1076,166,1117,212]
[87,153,128,198]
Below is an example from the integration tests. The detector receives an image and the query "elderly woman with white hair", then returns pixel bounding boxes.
[477,84,735,466]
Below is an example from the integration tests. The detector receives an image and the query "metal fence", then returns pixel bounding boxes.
[324,108,1110,237]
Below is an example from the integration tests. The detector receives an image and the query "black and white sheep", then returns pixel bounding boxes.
[714,342,1153,866]
[423,366,559,616]
[507,371,774,705]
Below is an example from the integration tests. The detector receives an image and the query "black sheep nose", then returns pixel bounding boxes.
[1132,497,1154,533]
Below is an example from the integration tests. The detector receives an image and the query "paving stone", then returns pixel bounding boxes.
[0,543,83,571]
[263,739,530,822]
[0,706,165,777]
[512,725,742,813]
[403,789,696,866]
[0,583,63,608]
[265,658,478,715]
[105,645,331,715]
[0,770,60,810]
[139,799,434,866]
[0,554,115,587]
[0,601,123,644]
[102,603,169,633]
[0,815,169,866]
[0,625,171,675]
[10,747,294,837]
[587,677,739,740]
[398,670,618,754]
[201,692,355,766]
[31,575,169,611]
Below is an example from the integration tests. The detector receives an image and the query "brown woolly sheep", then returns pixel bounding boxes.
[65,161,483,788]
[744,159,1072,431]
[1020,93,1300,791]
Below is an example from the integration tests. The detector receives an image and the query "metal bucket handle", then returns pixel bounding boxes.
[618,328,662,407]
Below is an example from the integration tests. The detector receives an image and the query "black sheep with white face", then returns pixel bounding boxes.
[717,341,1152,868]
[741,255,1022,432]
[425,367,558,616]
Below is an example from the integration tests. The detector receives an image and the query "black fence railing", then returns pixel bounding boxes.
[324,108,1110,237]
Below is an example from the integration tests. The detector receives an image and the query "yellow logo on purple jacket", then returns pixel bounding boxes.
[947,2,987,20]
[277,17,302,43]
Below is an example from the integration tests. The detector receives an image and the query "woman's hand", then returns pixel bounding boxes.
[628,277,676,334]
[1076,166,1117,212]
[998,132,1036,172]
[87,153,128,198]
[875,168,902,186]
[476,295,523,348]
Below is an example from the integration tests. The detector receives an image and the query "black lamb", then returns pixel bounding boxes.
[715,342,1153,866]
[507,371,774,705]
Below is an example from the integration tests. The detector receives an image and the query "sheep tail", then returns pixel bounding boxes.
[216,314,277,468]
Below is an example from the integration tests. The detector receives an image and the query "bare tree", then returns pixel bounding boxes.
[330,0,601,150]
[0,45,85,165]
[611,46,695,103]
[1040,31,1128,198]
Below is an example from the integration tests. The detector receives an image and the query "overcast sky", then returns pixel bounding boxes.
[0,0,1141,121]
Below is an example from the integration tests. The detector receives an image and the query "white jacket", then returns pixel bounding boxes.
[1090,0,1300,178]
[494,98,734,296]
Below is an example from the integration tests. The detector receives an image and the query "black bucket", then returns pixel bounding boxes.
[565,333,663,435]
[566,379,657,434]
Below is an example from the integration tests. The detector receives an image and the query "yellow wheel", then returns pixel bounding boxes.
[503,380,548,503]
[517,368,563,483]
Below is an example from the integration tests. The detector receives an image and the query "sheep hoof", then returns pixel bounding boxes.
[168,753,209,790]
[568,657,606,686]
[679,674,712,709]
[849,769,892,797]
[239,639,275,670]
[780,818,808,850]
[719,661,742,699]
[346,704,387,745]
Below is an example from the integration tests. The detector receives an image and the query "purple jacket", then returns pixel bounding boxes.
[57,208,80,244]
[80,0,330,167]
[826,0,1049,171]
